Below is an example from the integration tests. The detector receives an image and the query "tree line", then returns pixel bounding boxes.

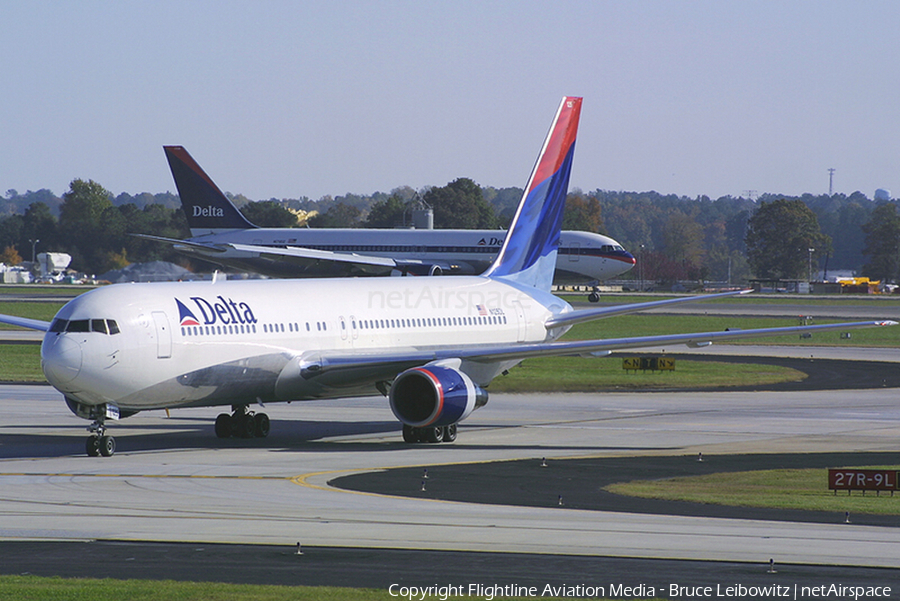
[1,180,898,285]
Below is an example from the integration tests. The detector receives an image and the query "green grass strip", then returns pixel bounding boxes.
[0,346,803,389]
[0,576,380,601]
[0,301,63,329]
[557,292,900,307]
[0,576,645,601]
[0,345,45,381]
[606,467,900,515]
[490,356,803,392]
[562,314,900,347]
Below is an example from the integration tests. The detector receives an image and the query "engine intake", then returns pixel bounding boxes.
[389,364,488,427]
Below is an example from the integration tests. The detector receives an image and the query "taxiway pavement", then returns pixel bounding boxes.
[0,377,898,570]
[2,294,899,587]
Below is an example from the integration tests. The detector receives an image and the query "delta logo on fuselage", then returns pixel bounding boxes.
[477,237,504,246]
[176,296,258,327]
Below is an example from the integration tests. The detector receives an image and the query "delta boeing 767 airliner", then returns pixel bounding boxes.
[1,97,894,456]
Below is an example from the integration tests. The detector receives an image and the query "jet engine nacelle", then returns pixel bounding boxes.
[389,364,488,427]
[396,263,444,276]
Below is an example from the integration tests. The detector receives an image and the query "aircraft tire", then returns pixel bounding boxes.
[424,426,444,443]
[588,292,600,303]
[86,435,101,457]
[215,413,232,438]
[235,414,255,439]
[254,413,270,438]
[442,424,457,443]
[99,435,116,457]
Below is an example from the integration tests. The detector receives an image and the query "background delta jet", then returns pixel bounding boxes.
[137,146,634,286]
[1,97,893,457]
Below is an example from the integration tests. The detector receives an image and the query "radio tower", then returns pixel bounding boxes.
[828,168,835,195]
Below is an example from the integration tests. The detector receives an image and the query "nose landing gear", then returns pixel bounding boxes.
[81,404,120,457]
[86,419,115,457]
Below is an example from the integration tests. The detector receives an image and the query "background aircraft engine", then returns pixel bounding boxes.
[389,365,488,427]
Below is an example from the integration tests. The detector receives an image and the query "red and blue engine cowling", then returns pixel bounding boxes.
[389,364,488,427]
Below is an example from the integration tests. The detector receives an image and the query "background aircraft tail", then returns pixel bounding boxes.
[483,96,582,290]
[164,146,258,236]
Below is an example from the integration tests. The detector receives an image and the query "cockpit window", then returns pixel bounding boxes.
[52,318,120,334]
[66,320,90,332]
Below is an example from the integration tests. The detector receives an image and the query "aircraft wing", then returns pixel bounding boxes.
[459,319,897,362]
[135,234,436,277]
[131,233,227,253]
[546,289,752,329]
[0,314,51,331]
[286,319,896,387]
[219,243,467,276]
[227,242,396,271]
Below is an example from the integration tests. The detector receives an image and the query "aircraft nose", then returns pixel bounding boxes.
[42,334,83,387]
[625,251,636,265]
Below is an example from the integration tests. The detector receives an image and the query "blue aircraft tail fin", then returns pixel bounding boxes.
[483,97,582,290]
[163,146,257,236]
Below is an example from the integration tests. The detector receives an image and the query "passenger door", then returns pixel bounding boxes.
[152,311,172,359]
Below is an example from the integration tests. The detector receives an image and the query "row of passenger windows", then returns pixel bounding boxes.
[49,318,120,335]
[558,244,626,255]
[292,243,625,256]
[51,314,506,339]
[180,314,507,338]
[180,322,332,338]
[261,321,329,334]
[349,314,506,330]
[304,245,498,254]
[182,324,257,337]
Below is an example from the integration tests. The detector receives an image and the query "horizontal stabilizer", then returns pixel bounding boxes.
[545,289,753,329]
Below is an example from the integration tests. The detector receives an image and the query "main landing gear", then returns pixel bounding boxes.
[402,423,457,444]
[85,419,115,457]
[215,405,270,439]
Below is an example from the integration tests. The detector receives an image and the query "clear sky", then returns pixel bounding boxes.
[2,1,898,202]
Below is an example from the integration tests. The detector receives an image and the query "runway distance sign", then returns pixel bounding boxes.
[622,357,675,372]
[828,469,898,493]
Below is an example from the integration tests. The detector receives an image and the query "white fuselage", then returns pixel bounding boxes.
[41,276,570,414]
[183,228,635,282]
